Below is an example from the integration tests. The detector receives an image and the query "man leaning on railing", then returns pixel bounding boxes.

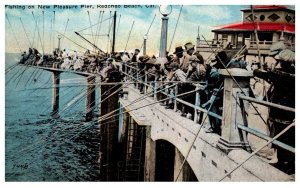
[253,44,295,175]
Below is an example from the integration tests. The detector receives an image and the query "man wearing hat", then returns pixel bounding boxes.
[131,48,140,62]
[136,55,150,94]
[268,41,286,69]
[184,42,195,56]
[100,58,114,81]
[186,53,206,82]
[269,41,286,57]
[253,47,295,174]
[179,42,195,73]
[172,45,187,73]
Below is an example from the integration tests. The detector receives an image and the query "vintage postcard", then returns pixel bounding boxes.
[4,3,295,182]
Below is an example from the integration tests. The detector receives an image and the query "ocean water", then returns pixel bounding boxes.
[5,53,101,181]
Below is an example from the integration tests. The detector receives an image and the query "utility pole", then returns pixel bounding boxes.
[111,11,117,54]
[57,35,62,51]
[159,6,172,57]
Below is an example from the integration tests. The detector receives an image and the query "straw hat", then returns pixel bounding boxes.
[269,41,286,56]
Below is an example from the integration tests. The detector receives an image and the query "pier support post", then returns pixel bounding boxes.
[86,75,96,121]
[144,127,156,181]
[51,71,60,118]
[217,68,253,153]
[173,148,197,181]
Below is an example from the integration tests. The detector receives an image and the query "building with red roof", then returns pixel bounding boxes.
[198,5,295,56]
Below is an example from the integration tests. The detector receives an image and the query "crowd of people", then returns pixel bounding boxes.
[19,40,295,174]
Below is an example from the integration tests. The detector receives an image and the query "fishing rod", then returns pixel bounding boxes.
[250,5,262,66]
[13,12,44,88]
[32,12,44,54]
[99,84,197,123]
[53,11,55,52]
[57,31,96,53]
[94,11,103,48]
[6,14,22,53]
[80,33,108,37]
[115,14,121,45]
[139,14,156,52]
[50,19,52,53]
[106,11,112,54]
[168,5,183,52]
[174,84,223,181]
[31,18,37,49]
[123,20,135,53]
[42,11,45,56]
[20,17,32,47]
[61,18,70,48]
[202,35,267,125]
[87,11,95,48]
[74,31,105,53]
[48,76,97,116]
[76,15,113,33]
[12,82,197,159]
[10,67,181,159]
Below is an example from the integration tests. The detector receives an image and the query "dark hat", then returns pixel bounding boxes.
[193,52,204,64]
[173,46,184,54]
[211,51,231,68]
[212,51,230,63]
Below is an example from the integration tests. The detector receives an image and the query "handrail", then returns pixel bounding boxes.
[237,94,295,154]
[237,124,295,153]
[238,95,295,113]
[123,62,222,124]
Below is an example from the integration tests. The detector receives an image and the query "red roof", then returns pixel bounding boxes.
[212,22,295,33]
[252,5,288,10]
[241,5,292,11]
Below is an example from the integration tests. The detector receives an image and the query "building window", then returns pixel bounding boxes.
[285,14,292,23]
[246,14,257,21]
[268,13,280,22]
[260,15,265,21]
[258,33,273,41]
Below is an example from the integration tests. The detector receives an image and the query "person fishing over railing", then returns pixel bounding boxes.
[253,46,295,175]
[203,50,247,134]
[186,52,207,122]
[127,49,140,87]
[164,60,187,113]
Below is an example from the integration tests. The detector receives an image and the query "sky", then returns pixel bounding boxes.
[5,4,295,56]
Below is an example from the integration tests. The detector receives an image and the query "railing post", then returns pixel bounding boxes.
[173,84,178,112]
[154,78,158,101]
[216,68,253,153]
[144,73,148,94]
[194,85,201,123]
[124,62,128,81]
[222,38,227,48]
[98,83,102,116]
[136,64,139,89]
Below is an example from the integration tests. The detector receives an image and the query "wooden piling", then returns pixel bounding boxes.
[51,71,60,118]
[86,75,96,121]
